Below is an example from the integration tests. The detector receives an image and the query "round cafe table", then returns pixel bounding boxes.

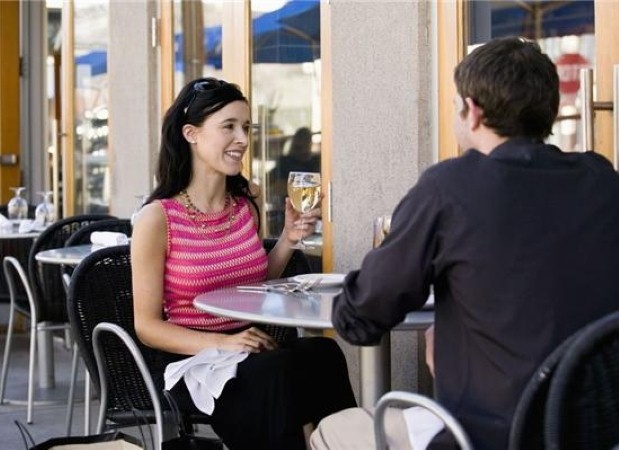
[194,279,434,408]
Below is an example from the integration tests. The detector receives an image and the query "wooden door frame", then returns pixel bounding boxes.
[0,0,21,202]
[594,1,619,165]
[437,0,467,162]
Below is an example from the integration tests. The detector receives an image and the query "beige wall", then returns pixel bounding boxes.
[108,1,159,218]
[328,0,436,397]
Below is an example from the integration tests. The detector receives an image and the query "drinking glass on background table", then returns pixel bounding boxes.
[7,187,28,220]
[373,214,392,248]
[287,171,321,250]
[34,191,56,226]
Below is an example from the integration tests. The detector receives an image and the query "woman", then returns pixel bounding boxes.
[131,77,356,450]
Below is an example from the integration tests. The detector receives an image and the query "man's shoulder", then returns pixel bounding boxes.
[422,150,482,180]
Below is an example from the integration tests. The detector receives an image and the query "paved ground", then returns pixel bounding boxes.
[0,332,219,449]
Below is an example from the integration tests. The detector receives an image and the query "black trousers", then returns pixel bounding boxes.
[154,336,357,450]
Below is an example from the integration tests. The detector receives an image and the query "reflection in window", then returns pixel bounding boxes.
[467,0,595,152]
[250,0,322,262]
[74,0,110,213]
[173,0,223,97]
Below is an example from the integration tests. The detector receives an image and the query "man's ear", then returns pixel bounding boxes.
[182,124,196,144]
[464,97,483,130]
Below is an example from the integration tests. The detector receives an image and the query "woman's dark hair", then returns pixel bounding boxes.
[454,37,560,140]
[147,77,259,217]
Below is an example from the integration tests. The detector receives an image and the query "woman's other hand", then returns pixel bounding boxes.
[283,196,321,245]
[217,327,277,353]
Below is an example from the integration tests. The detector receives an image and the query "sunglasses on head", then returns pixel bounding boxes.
[184,79,227,116]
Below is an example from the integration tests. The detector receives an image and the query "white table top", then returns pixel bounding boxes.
[0,229,41,239]
[194,280,434,331]
[34,244,99,266]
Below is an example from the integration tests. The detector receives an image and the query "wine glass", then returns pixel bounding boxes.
[7,187,29,221]
[287,172,321,250]
[34,191,56,226]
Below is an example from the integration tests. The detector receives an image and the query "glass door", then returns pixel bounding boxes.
[60,0,110,217]
[171,0,224,97]
[250,0,322,270]
[468,0,595,153]
[441,0,619,166]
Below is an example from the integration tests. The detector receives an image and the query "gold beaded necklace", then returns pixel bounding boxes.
[180,189,237,233]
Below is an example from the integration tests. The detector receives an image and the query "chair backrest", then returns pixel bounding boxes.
[67,245,152,411]
[508,332,581,450]
[0,235,36,307]
[374,391,473,450]
[262,237,311,278]
[28,214,115,323]
[545,310,619,450]
[65,218,132,247]
[93,321,164,446]
[68,244,216,435]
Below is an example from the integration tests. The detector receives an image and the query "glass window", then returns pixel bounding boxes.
[73,0,110,213]
[467,0,595,152]
[250,0,322,267]
[172,0,223,97]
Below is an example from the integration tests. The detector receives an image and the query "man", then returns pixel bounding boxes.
[311,37,619,449]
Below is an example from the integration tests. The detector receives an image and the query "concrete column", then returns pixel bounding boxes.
[328,0,435,400]
[108,1,159,218]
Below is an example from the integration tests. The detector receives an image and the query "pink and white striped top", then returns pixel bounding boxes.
[158,196,268,331]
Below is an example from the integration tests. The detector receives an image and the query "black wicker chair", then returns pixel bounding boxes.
[0,214,113,424]
[63,218,132,433]
[28,214,115,325]
[67,245,221,447]
[508,331,582,450]
[374,391,473,450]
[545,310,619,450]
[64,218,132,247]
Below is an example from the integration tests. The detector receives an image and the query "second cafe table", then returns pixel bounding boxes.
[194,279,434,408]
[35,243,120,434]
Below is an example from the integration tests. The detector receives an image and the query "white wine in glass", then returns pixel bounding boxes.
[287,171,321,250]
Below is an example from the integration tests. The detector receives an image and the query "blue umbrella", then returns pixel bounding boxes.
[488,0,594,40]
[251,0,320,64]
[177,0,320,69]
[75,50,107,76]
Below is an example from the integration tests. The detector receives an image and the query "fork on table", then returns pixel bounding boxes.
[237,277,323,294]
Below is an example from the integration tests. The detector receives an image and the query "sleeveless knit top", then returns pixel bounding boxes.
[158,196,268,331]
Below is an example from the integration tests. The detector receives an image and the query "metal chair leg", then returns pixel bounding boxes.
[0,297,15,404]
[27,320,37,423]
[65,342,80,435]
[84,371,91,435]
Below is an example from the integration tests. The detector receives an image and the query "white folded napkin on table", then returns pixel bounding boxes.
[90,231,129,246]
[18,219,35,233]
[164,348,248,415]
[402,406,445,450]
[0,214,11,231]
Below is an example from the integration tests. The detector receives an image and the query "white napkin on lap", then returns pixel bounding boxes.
[164,348,248,415]
[403,406,446,450]
[90,231,129,246]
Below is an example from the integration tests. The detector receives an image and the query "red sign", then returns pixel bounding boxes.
[556,53,589,95]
